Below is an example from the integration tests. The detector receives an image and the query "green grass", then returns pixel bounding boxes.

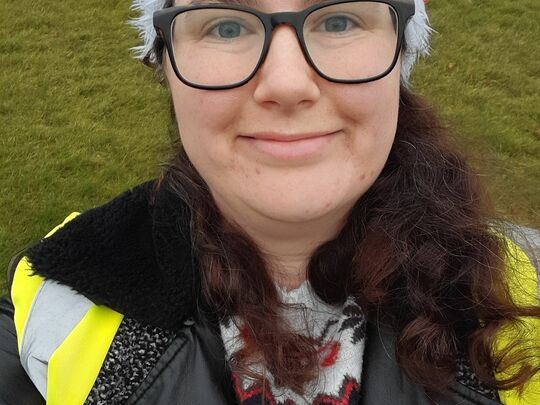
[1,0,539,294]
[412,0,540,226]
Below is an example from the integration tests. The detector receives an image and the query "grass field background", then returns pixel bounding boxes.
[1,0,539,294]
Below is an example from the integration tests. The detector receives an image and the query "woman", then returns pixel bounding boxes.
[0,0,539,404]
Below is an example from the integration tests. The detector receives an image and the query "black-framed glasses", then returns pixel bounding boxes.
[154,0,415,90]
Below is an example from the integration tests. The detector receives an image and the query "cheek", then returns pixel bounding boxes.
[335,78,400,172]
[173,89,238,136]
[169,83,244,173]
[164,55,244,151]
[336,77,399,127]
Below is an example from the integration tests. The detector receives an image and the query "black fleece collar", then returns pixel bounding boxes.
[26,178,201,332]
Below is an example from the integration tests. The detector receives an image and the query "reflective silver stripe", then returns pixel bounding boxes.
[503,223,540,297]
[503,224,539,268]
[20,279,93,399]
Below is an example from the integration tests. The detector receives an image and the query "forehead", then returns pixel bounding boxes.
[177,0,333,11]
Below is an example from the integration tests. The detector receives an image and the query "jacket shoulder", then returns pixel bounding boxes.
[9,213,124,402]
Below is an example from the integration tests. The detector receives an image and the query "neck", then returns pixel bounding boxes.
[214,198,350,291]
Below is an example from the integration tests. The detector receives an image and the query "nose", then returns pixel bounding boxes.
[252,25,321,111]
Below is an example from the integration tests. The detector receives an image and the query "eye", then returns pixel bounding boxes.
[325,16,350,32]
[323,15,358,33]
[311,14,362,35]
[208,20,247,39]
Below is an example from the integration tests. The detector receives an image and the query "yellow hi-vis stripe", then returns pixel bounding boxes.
[11,212,81,352]
[11,256,44,352]
[496,238,540,405]
[47,305,123,405]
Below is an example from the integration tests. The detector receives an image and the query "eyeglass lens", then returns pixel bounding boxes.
[171,2,398,87]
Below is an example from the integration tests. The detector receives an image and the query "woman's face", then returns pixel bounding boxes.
[165,0,400,227]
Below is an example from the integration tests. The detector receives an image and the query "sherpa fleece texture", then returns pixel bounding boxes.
[25,179,202,332]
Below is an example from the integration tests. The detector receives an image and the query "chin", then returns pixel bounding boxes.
[251,197,345,224]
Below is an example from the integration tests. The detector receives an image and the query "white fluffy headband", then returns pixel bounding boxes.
[129,0,432,85]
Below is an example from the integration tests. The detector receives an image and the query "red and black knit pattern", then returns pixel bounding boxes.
[220,282,366,405]
[231,373,361,405]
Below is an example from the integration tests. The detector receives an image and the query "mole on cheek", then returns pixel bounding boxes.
[255,167,261,175]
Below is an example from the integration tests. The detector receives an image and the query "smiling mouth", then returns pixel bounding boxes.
[241,131,339,142]
[239,131,341,160]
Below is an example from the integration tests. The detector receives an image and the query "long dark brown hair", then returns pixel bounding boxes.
[156,86,539,398]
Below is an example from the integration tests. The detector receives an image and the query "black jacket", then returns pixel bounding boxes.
[0,180,510,404]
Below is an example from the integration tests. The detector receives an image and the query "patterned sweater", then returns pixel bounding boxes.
[220,281,366,405]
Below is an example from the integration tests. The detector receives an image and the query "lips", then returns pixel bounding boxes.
[241,131,337,142]
[239,130,340,160]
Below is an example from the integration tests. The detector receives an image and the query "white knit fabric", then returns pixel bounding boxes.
[128,0,433,85]
[219,281,367,404]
